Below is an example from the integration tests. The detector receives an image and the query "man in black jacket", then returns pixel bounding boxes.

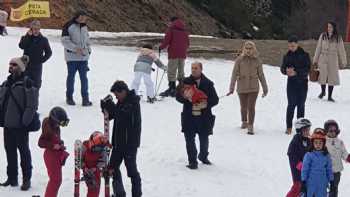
[176,62,219,169]
[0,55,39,191]
[101,80,142,197]
[19,20,52,89]
[281,36,311,135]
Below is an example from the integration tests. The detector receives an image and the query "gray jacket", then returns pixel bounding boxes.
[0,76,39,129]
[61,21,91,62]
[134,49,166,74]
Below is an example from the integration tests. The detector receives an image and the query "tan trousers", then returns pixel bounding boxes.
[238,92,258,125]
[167,58,185,82]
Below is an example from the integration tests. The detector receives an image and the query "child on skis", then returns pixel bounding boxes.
[131,44,167,103]
[286,118,311,197]
[38,107,70,197]
[324,120,350,197]
[81,131,111,197]
[301,128,334,197]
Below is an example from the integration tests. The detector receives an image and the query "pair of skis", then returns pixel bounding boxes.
[74,109,112,197]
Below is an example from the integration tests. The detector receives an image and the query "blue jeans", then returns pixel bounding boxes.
[66,61,89,99]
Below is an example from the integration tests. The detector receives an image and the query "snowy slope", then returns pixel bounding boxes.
[0,28,349,197]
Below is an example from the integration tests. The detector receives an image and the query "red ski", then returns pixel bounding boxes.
[74,140,83,197]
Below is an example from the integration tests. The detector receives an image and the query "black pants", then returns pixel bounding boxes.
[329,172,341,197]
[25,65,43,89]
[286,80,308,128]
[0,26,5,36]
[3,128,32,182]
[184,117,209,164]
[110,148,142,197]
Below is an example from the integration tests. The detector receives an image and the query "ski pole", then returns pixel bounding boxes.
[154,67,159,97]
[155,70,166,96]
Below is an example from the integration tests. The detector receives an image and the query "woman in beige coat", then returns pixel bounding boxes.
[313,22,347,102]
[228,41,268,135]
[0,9,8,36]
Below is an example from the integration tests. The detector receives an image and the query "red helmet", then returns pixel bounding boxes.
[311,128,326,141]
[89,131,107,147]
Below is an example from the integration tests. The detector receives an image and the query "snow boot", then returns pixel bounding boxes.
[318,85,326,99]
[66,96,76,106]
[186,163,198,170]
[0,178,18,187]
[199,157,212,165]
[328,86,335,102]
[159,82,176,97]
[285,128,292,135]
[147,97,156,104]
[241,122,248,129]
[20,179,31,191]
[82,100,93,106]
[247,125,254,135]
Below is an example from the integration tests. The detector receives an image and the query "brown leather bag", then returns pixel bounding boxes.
[309,63,319,82]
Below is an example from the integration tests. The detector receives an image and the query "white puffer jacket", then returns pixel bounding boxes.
[326,137,349,173]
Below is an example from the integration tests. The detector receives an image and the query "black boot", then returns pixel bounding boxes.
[20,179,31,191]
[66,96,76,105]
[159,82,175,97]
[186,162,198,170]
[168,81,176,97]
[147,97,156,103]
[318,85,326,99]
[199,157,212,165]
[0,178,18,187]
[82,97,93,106]
[328,86,335,102]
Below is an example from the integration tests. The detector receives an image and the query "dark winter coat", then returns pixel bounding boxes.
[19,33,52,69]
[281,47,311,83]
[287,133,311,182]
[0,74,38,129]
[176,74,219,135]
[159,19,190,59]
[105,90,142,149]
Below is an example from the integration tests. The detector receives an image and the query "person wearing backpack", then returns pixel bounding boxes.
[0,55,39,191]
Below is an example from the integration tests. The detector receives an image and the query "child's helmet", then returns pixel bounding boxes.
[294,118,311,133]
[324,120,340,135]
[49,106,69,127]
[89,131,107,147]
[311,128,326,141]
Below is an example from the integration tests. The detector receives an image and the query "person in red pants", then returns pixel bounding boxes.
[81,131,111,197]
[38,107,70,197]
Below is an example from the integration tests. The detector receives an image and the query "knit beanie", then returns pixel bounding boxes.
[10,55,29,72]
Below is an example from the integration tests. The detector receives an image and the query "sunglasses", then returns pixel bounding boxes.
[10,63,18,66]
[59,119,70,127]
[328,129,338,133]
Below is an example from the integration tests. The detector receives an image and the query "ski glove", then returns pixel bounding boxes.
[346,154,350,163]
[100,97,114,113]
[296,162,303,171]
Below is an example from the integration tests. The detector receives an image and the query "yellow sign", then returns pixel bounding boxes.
[10,1,50,22]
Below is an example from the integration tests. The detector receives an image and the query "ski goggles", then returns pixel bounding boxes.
[59,119,70,127]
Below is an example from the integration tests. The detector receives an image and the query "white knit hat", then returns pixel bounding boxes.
[10,55,29,72]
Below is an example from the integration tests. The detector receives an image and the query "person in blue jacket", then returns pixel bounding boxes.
[301,128,334,197]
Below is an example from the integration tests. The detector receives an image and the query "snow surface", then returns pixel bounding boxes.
[0,28,349,197]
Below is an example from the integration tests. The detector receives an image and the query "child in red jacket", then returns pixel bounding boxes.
[38,107,70,197]
[181,83,208,116]
[81,131,111,197]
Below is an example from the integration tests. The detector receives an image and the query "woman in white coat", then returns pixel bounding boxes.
[313,22,347,102]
